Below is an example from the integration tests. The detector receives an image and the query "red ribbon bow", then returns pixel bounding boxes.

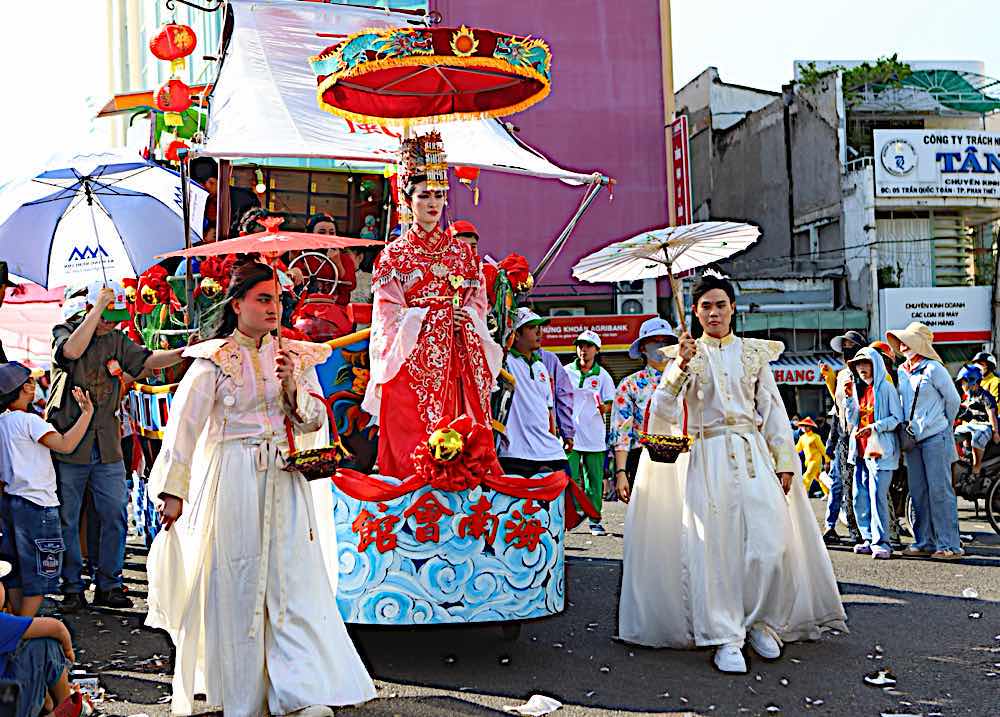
[411,415,503,492]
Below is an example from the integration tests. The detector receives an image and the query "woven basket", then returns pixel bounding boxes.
[638,392,692,464]
[638,432,692,464]
[283,392,351,481]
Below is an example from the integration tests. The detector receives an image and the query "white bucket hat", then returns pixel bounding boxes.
[628,317,677,359]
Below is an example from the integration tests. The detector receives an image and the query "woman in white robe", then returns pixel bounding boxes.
[146,262,376,716]
[618,273,846,673]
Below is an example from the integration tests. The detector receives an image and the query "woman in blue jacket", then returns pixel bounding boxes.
[887,322,963,559]
[846,347,904,559]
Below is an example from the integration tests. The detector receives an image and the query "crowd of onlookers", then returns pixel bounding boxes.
[791,327,996,560]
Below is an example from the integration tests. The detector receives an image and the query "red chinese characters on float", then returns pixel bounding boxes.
[402,492,454,543]
[352,502,400,553]
[457,495,500,546]
[503,499,546,551]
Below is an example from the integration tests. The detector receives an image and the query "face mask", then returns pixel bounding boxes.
[901,348,918,360]
[843,345,860,362]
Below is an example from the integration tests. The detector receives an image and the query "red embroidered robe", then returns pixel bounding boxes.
[363,226,502,478]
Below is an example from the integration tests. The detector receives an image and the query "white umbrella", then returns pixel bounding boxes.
[572,221,760,331]
[0,150,207,288]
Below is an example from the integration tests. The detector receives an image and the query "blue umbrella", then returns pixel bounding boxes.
[0,151,207,288]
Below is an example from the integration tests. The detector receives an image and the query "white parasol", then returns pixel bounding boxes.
[572,221,760,331]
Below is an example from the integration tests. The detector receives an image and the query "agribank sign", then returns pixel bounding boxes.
[874,129,1000,199]
[879,286,991,343]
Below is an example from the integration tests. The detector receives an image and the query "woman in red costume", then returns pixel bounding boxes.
[362,134,502,477]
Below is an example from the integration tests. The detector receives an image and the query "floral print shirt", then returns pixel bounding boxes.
[610,366,663,451]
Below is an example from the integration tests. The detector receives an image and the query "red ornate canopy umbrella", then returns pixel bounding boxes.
[309,25,552,125]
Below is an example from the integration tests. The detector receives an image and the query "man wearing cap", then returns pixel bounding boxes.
[563,330,615,536]
[46,281,185,611]
[972,351,1000,405]
[498,308,569,476]
[888,321,963,559]
[448,220,479,253]
[610,317,678,502]
[821,330,867,545]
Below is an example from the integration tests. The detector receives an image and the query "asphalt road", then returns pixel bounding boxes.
[67,498,1000,717]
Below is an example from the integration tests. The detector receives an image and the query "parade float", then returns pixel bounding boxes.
[126,0,610,633]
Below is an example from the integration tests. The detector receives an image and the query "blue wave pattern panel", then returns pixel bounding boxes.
[333,484,565,624]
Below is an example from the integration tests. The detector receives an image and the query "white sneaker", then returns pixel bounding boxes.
[748,625,782,660]
[713,643,747,673]
[287,707,334,717]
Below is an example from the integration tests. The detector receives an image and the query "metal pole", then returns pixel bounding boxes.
[178,149,194,328]
[659,0,677,227]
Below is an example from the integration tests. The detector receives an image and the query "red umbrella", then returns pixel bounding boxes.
[158,217,383,259]
[158,217,383,345]
[309,25,552,126]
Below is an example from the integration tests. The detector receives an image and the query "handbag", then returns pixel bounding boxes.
[896,380,922,453]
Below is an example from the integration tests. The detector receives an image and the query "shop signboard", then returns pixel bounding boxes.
[542,314,655,353]
[769,355,844,386]
[879,286,991,343]
[874,129,1000,199]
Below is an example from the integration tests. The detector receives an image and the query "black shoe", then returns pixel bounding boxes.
[59,592,88,614]
[822,528,841,545]
[93,588,132,609]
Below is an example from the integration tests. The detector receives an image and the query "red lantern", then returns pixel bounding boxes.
[164,140,189,163]
[156,79,192,127]
[454,166,481,205]
[149,23,197,73]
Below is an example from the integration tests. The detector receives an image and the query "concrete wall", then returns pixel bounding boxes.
[711,99,792,277]
[841,165,876,312]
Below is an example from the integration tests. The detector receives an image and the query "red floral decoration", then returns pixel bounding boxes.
[412,415,503,492]
[498,253,532,291]
[164,140,189,162]
[135,266,178,315]
[149,23,197,72]
[483,263,500,304]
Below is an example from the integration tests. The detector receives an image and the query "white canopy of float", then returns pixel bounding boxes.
[196,0,602,185]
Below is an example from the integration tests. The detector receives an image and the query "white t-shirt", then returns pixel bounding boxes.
[562,362,616,452]
[0,411,60,507]
[499,354,566,462]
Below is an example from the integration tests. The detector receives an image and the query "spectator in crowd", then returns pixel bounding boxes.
[954,364,999,479]
[846,347,904,560]
[972,351,1000,404]
[448,220,480,253]
[0,364,94,617]
[821,407,843,544]
[305,213,357,307]
[563,330,615,536]
[790,415,802,443]
[190,157,259,241]
[795,417,828,496]
[539,346,575,450]
[822,330,868,545]
[888,322,963,559]
[45,282,184,611]
[869,339,905,546]
[498,309,569,477]
[814,413,831,444]
[611,317,678,502]
[0,564,82,717]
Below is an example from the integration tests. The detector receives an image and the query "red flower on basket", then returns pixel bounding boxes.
[412,415,503,492]
[498,253,533,292]
[196,254,236,299]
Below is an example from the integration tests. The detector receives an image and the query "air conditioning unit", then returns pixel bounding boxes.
[549,306,585,317]
[615,278,657,315]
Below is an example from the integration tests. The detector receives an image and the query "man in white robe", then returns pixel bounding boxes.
[618,272,846,674]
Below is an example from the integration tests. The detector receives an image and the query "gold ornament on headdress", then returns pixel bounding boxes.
[397,131,450,220]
